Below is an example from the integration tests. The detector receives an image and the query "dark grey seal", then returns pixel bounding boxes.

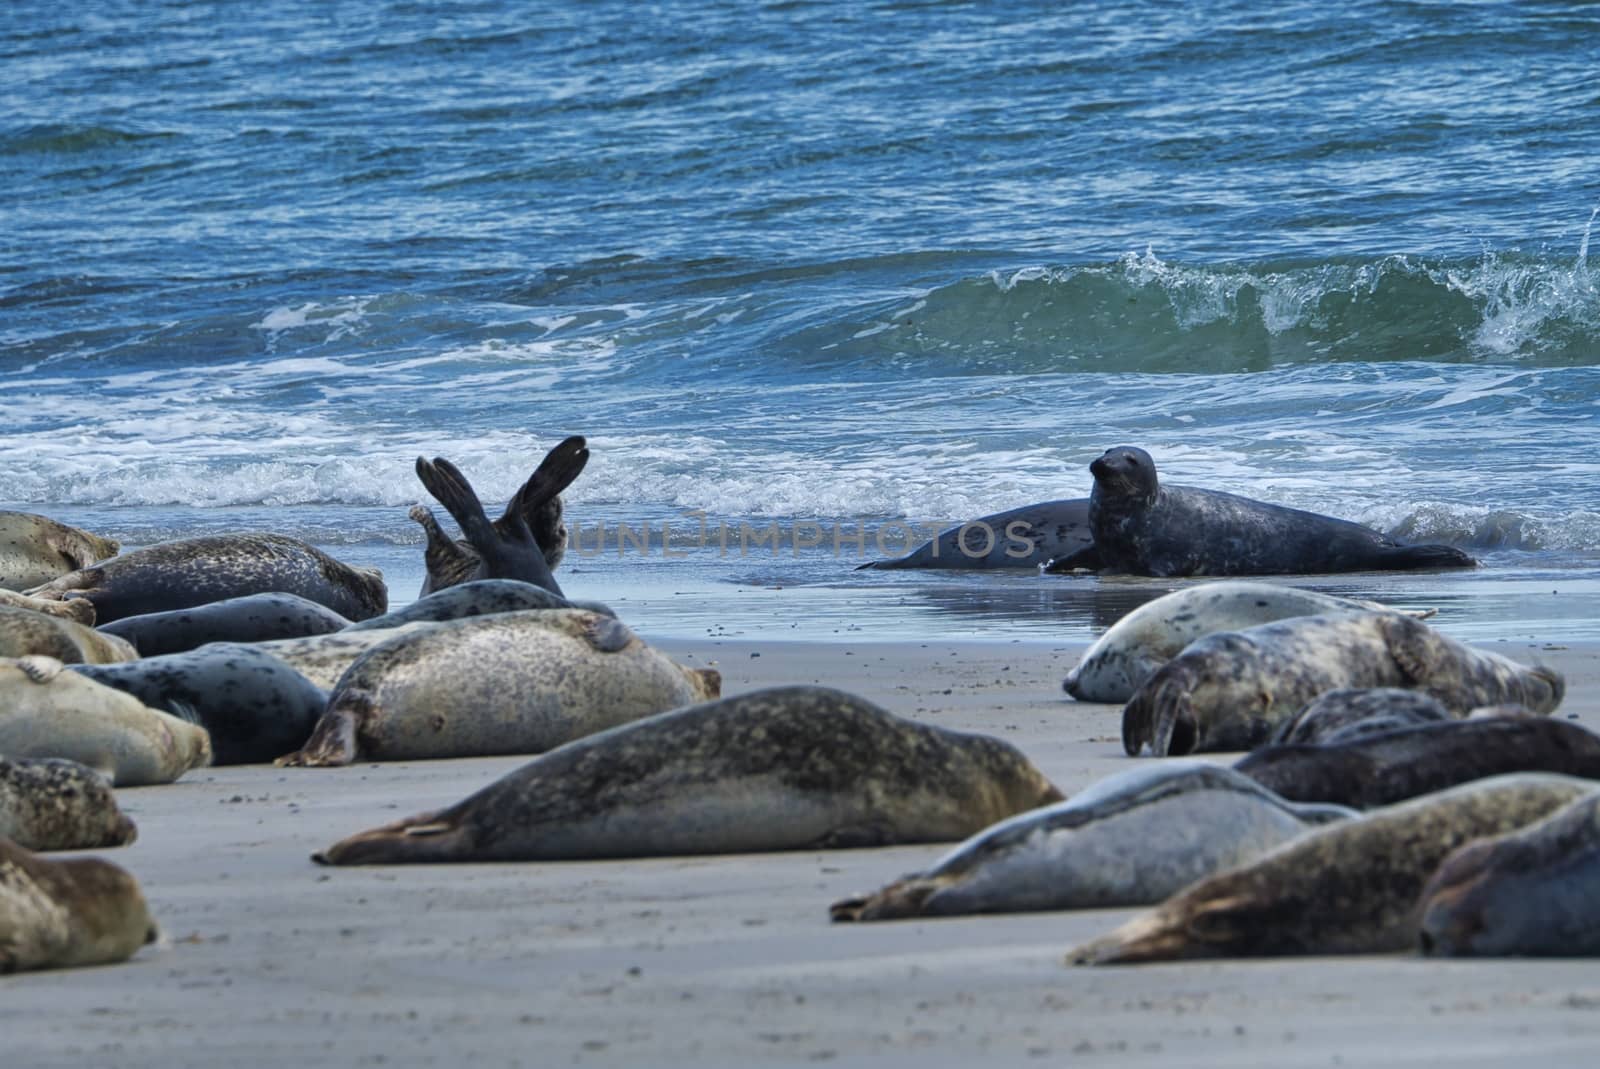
[1041,446,1476,576]
[343,578,613,632]
[98,592,351,657]
[858,498,1092,570]
[1268,687,1454,746]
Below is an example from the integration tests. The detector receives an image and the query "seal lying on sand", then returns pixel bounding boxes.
[0,511,119,591]
[830,762,1353,921]
[1121,611,1563,756]
[1062,582,1424,703]
[236,624,439,690]
[25,534,387,624]
[0,838,158,973]
[344,578,613,633]
[1041,446,1476,576]
[1069,773,1599,965]
[314,685,1064,864]
[859,499,1093,570]
[0,588,97,625]
[98,592,351,657]
[1267,687,1455,746]
[0,758,137,852]
[0,604,137,664]
[278,610,721,767]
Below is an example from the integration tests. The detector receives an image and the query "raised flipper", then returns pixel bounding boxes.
[409,504,477,596]
[415,456,563,596]
[501,436,588,569]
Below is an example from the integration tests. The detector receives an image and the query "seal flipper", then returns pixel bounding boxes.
[275,692,371,768]
[502,436,588,566]
[416,457,563,596]
[1040,545,1103,574]
[409,504,475,595]
[313,809,473,865]
[582,615,636,654]
[829,873,951,922]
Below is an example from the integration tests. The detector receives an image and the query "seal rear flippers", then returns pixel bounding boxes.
[408,504,475,595]
[504,436,589,561]
[314,811,471,865]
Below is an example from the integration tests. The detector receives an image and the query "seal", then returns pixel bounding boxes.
[97,592,351,657]
[0,656,213,787]
[1120,611,1564,756]
[24,533,387,624]
[238,624,440,690]
[0,757,137,851]
[1419,792,1600,957]
[0,604,138,664]
[412,436,588,596]
[0,511,119,591]
[0,588,97,625]
[1236,717,1600,809]
[278,609,722,767]
[858,498,1092,570]
[1068,772,1599,965]
[1062,581,1426,703]
[1267,687,1454,746]
[1041,446,1476,576]
[0,837,158,973]
[343,578,614,633]
[73,644,327,766]
[313,684,1065,864]
[830,762,1354,921]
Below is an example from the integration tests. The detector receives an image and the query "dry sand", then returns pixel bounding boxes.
[6,635,1600,1068]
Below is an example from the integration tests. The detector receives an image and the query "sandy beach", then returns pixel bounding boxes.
[6,634,1600,1068]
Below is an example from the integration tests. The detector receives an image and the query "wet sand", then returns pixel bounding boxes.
[6,635,1600,1068]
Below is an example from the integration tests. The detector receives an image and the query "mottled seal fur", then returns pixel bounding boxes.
[1268,687,1455,746]
[344,579,613,633]
[1042,446,1476,577]
[0,511,119,591]
[314,685,1065,865]
[859,498,1092,570]
[0,838,157,972]
[830,762,1353,921]
[1121,611,1564,756]
[0,588,97,625]
[0,656,213,787]
[239,624,440,690]
[1069,773,1599,965]
[0,604,138,664]
[0,758,136,852]
[98,592,351,657]
[73,644,327,766]
[1063,582,1422,703]
[278,610,721,767]
[25,534,387,624]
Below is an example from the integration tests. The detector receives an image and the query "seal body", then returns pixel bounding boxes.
[24,534,387,624]
[0,604,137,664]
[98,592,351,657]
[859,499,1092,570]
[1069,773,1600,965]
[0,656,213,786]
[1268,687,1454,746]
[344,579,613,633]
[0,838,157,972]
[314,685,1065,865]
[0,758,137,851]
[240,624,437,690]
[1121,611,1564,756]
[830,762,1353,921]
[0,511,119,591]
[1042,446,1476,577]
[278,610,721,767]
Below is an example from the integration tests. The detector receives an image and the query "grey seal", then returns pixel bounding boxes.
[0,838,158,973]
[1268,687,1454,746]
[0,511,119,591]
[0,757,137,851]
[830,762,1354,921]
[98,592,351,657]
[314,685,1065,864]
[0,588,98,625]
[858,498,1092,570]
[344,578,613,633]
[235,624,440,690]
[1042,446,1476,576]
[0,604,138,664]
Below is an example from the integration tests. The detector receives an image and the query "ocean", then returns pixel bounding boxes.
[4,1,1598,643]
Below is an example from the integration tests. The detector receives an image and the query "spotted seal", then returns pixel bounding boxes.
[235,624,440,690]
[1267,687,1455,746]
[859,498,1092,570]
[0,758,137,851]
[0,511,119,591]
[24,533,387,624]
[343,578,613,633]
[830,762,1354,921]
[1069,773,1599,965]
[0,838,158,972]
[0,588,97,625]
[98,592,351,657]
[314,685,1064,864]
[278,609,721,767]
[1041,446,1476,576]
[1121,611,1564,756]
[0,604,138,664]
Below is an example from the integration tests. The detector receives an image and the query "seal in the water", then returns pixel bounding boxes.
[858,498,1093,570]
[1062,581,1425,703]
[0,757,137,851]
[830,762,1354,921]
[0,511,119,591]
[343,578,613,633]
[314,685,1065,864]
[0,656,213,787]
[98,592,351,657]
[1267,687,1454,746]
[1419,792,1600,957]
[1068,773,1599,965]
[25,533,387,624]
[1120,611,1564,756]
[1041,446,1477,577]
[412,437,588,596]
[0,604,138,664]
[278,609,721,767]
[0,588,97,625]
[0,837,158,973]
[72,644,327,766]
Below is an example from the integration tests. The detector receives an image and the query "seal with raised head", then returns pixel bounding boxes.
[343,578,613,633]
[24,533,387,624]
[1121,611,1564,756]
[830,762,1354,922]
[0,838,158,972]
[314,685,1065,864]
[0,511,119,591]
[1069,773,1599,965]
[0,604,137,664]
[0,588,97,625]
[0,758,137,851]
[98,592,351,657]
[0,656,212,787]
[1041,446,1476,577]
[278,609,721,767]
[859,498,1093,570]
[1063,581,1426,703]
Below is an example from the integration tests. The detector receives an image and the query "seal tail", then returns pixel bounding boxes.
[314,811,471,865]
[1378,544,1478,570]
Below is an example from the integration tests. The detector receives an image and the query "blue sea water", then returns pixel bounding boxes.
[3,1,1598,641]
